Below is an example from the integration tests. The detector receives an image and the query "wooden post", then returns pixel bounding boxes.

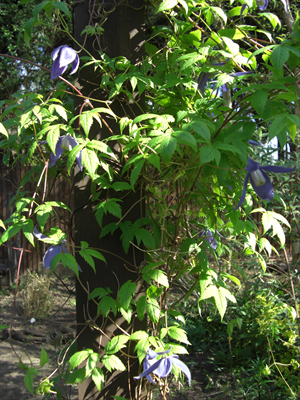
[73,1,145,399]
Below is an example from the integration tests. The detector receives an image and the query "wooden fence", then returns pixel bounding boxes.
[0,163,74,284]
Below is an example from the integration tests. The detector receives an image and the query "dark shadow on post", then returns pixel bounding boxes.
[73,1,146,399]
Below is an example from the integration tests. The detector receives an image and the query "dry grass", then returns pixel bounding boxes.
[21,271,53,318]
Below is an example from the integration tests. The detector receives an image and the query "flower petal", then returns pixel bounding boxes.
[76,151,83,171]
[248,139,261,146]
[49,137,65,167]
[70,54,80,75]
[51,58,67,80]
[260,165,296,174]
[43,244,63,269]
[58,46,77,68]
[51,45,64,61]
[250,170,274,201]
[134,358,163,380]
[153,357,173,378]
[233,173,250,211]
[33,226,49,240]
[198,72,208,94]
[256,0,268,11]
[245,158,260,173]
[171,357,191,386]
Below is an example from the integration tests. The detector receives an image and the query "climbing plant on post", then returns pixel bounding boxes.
[73,1,146,399]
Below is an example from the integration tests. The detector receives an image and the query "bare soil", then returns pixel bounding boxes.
[0,273,78,400]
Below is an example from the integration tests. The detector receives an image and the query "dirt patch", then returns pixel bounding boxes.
[0,272,78,400]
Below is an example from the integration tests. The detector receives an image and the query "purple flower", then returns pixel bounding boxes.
[49,135,82,170]
[248,139,262,146]
[199,229,219,250]
[51,45,79,80]
[134,347,191,386]
[33,226,69,269]
[234,158,295,210]
[256,0,269,11]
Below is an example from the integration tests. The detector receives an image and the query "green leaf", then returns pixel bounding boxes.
[142,266,169,288]
[130,159,144,188]
[0,224,22,246]
[66,368,86,384]
[98,296,117,317]
[60,253,80,277]
[53,1,71,18]
[251,89,268,116]
[130,330,149,341]
[79,250,95,272]
[168,326,191,345]
[24,368,38,395]
[118,281,136,311]
[35,203,53,231]
[173,131,196,149]
[0,122,8,138]
[80,112,94,136]
[259,12,281,31]
[92,367,105,391]
[137,295,147,321]
[88,140,117,160]
[68,144,84,174]
[104,335,130,355]
[40,348,49,368]
[54,105,68,121]
[69,349,94,371]
[271,45,290,71]
[22,219,35,247]
[268,116,286,141]
[200,145,220,165]
[134,228,155,249]
[190,121,211,142]
[160,134,177,164]
[146,297,160,324]
[82,148,99,177]
[47,126,60,155]
[101,355,126,372]
[89,287,110,300]
[157,0,178,12]
[86,353,99,377]
[132,113,159,124]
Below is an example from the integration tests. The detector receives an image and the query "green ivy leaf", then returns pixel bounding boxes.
[104,335,130,355]
[146,297,160,324]
[40,348,49,368]
[92,367,105,391]
[118,281,136,311]
[97,296,117,317]
[101,355,126,372]
[69,349,94,371]
[86,353,99,377]
[157,0,178,12]
[137,295,147,321]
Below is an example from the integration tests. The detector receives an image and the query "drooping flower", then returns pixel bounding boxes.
[33,226,69,269]
[199,229,219,250]
[134,347,191,386]
[51,45,79,80]
[256,0,269,11]
[49,135,82,170]
[233,158,295,210]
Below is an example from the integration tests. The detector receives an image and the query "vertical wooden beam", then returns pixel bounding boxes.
[73,1,145,399]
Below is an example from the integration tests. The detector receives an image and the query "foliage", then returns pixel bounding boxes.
[0,0,299,398]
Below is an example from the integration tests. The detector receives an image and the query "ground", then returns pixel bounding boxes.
[0,272,236,400]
